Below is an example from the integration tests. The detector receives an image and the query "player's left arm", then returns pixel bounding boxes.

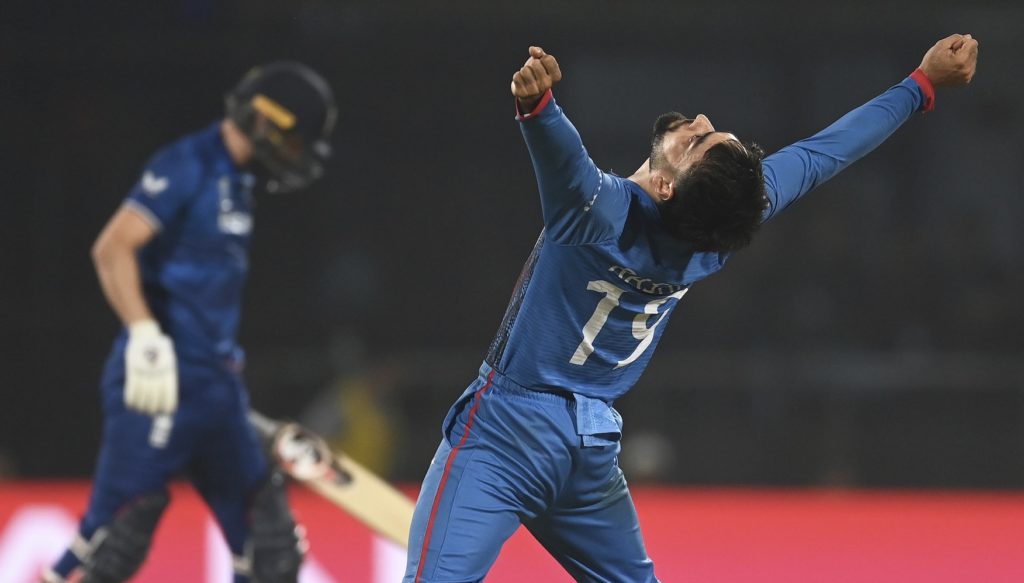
[512,46,630,245]
[761,33,979,221]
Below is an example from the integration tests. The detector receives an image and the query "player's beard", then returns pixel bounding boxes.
[649,111,689,172]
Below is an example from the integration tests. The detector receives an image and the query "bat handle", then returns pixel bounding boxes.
[248,409,281,439]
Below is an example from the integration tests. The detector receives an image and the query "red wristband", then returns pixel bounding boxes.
[910,68,936,112]
[515,89,554,120]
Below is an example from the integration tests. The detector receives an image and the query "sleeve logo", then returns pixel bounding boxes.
[141,171,169,197]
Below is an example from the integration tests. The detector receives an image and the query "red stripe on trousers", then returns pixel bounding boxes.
[414,369,496,582]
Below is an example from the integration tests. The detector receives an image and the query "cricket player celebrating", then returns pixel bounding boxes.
[43,62,337,583]
[405,35,979,582]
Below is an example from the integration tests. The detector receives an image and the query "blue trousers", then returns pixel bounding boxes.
[58,347,268,580]
[405,365,657,583]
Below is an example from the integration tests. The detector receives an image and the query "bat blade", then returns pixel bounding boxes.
[250,411,415,548]
[306,452,415,548]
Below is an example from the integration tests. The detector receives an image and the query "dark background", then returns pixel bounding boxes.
[3,0,1022,487]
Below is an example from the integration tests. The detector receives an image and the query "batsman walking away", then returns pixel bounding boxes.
[404,35,978,582]
[43,62,337,583]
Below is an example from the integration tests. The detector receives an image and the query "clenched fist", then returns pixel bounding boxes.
[920,33,979,87]
[511,46,563,112]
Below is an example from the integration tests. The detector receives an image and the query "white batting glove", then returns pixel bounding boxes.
[124,319,178,415]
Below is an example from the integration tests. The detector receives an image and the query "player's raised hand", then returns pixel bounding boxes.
[511,46,562,111]
[124,319,178,416]
[919,33,979,87]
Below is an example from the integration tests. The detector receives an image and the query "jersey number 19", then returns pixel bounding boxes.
[570,280,688,368]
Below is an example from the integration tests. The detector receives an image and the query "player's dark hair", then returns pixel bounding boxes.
[659,140,768,252]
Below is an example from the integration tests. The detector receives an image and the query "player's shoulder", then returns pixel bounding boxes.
[618,176,650,203]
[616,178,663,229]
[591,172,647,216]
[140,123,222,193]
[150,122,223,172]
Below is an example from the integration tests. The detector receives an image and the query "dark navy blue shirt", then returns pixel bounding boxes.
[118,122,255,367]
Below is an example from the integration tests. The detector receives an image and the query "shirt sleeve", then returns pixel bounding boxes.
[761,74,931,222]
[517,90,630,245]
[123,143,202,231]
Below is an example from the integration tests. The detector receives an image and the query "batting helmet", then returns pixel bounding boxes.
[225,61,337,193]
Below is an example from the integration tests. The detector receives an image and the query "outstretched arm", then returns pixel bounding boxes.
[512,46,630,245]
[762,33,979,221]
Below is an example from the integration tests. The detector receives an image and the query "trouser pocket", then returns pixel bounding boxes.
[440,384,480,447]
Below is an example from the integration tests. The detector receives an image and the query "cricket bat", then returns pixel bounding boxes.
[248,410,415,548]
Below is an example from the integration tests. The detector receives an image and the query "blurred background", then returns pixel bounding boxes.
[3,0,1023,491]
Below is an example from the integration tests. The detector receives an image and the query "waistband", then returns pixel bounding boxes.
[478,362,573,405]
[477,362,622,446]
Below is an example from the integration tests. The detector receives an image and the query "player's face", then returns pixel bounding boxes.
[656,114,739,175]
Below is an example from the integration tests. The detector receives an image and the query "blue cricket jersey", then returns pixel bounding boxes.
[116,122,255,367]
[486,76,929,403]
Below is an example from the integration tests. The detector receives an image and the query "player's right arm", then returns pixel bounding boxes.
[92,146,201,415]
[92,206,178,416]
[91,208,157,326]
[761,33,979,221]
[512,46,630,245]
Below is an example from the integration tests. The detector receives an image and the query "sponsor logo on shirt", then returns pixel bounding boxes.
[219,212,253,235]
[217,176,253,235]
[608,265,687,295]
